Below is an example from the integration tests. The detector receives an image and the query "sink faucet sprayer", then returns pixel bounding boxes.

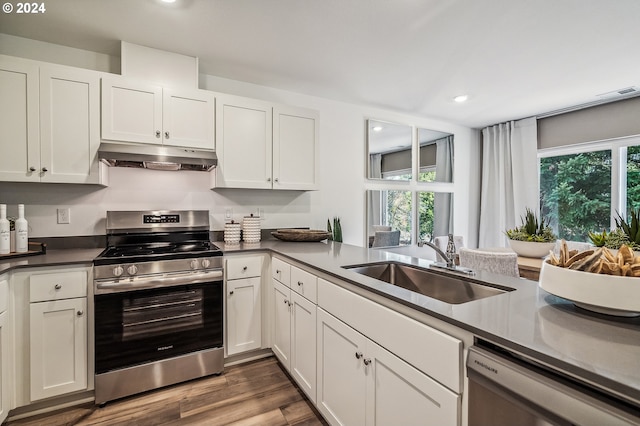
[418,234,474,275]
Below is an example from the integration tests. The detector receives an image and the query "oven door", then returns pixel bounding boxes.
[95,280,223,374]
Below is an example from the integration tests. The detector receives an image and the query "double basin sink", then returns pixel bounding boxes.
[343,261,514,304]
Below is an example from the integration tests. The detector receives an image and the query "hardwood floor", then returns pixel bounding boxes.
[6,357,327,426]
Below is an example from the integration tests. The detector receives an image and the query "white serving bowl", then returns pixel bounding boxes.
[508,239,556,258]
[539,261,640,317]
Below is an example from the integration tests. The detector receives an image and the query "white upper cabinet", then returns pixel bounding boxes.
[213,94,319,190]
[101,76,214,150]
[0,55,104,184]
[214,94,273,189]
[273,105,319,190]
[40,64,102,184]
[0,56,40,182]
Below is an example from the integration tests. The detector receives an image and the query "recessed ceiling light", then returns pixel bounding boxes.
[453,95,469,103]
[160,0,177,3]
[372,126,383,132]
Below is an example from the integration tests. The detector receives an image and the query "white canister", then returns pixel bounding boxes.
[224,221,241,244]
[242,214,261,243]
[0,204,9,254]
[15,204,28,253]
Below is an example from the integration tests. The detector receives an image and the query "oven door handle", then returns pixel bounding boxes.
[95,270,223,294]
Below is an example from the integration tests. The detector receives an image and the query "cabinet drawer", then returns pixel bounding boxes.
[291,265,317,303]
[226,256,263,280]
[317,278,462,393]
[30,269,88,302]
[272,257,291,286]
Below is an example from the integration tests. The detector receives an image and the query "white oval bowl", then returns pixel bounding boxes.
[508,240,556,258]
[539,261,640,316]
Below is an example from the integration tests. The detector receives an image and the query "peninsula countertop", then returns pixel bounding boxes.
[2,241,638,408]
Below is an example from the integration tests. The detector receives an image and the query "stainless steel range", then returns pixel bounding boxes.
[93,210,224,405]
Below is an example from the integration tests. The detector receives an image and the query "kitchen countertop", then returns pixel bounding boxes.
[224,240,640,408]
[2,241,639,408]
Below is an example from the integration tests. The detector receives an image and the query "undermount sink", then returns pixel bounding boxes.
[343,261,514,304]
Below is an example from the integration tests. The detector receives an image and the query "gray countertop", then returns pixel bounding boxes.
[2,241,639,407]
[224,240,640,408]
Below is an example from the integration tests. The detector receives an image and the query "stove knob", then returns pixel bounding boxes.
[190,259,199,270]
[201,259,211,269]
[113,266,124,277]
[127,265,138,276]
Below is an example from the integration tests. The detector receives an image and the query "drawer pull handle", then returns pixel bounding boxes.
[297,281,303,286]
[355,352,363,359]
[363,358,372,366]
[77,310,84,316]
[54,284,62,290]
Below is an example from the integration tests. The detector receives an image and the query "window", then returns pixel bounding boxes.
[539,137,640,241]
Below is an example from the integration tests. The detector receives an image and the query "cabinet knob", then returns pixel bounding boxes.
[243,266,248,271]
[363,358,372,366]
[54,284,62,290]
[164,131,170,139]
[355,352,363,359]
[276,269,281,274]
[29,166,36,172]
[156,130,161,138]
[297,281,303,286]
[77,310,84,316]
[230,290,234,295]
[267,177,272,182]
[283,299,288,305]
[42,167,48,173]
[274,177,279,183]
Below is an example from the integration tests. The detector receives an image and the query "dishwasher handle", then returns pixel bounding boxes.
[467,346,639,426]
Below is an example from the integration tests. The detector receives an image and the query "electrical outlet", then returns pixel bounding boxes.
[225,208,233,220]
[57,208,70,224]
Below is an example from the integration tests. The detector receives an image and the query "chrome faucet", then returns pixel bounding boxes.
[418,236,474,275]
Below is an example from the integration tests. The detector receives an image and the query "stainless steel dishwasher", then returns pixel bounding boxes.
[467,340,640,426]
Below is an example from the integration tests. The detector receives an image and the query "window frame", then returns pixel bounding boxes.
[537,134,640,231]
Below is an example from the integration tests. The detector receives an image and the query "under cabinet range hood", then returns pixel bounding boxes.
[98,143,217,171]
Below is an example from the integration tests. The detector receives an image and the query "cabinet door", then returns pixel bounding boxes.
[0,311,8,425]
[101,77,163,144]
[30,298,87,401]
[0,55,40,182]
[365,340,460,426]
[227,277,262,356]
[290,292,317,403]
[272,280,291,369]
[316,308,367,426]
[273,105,319,190]
[40,64,102,184]
[163,88,214,150]
[214,95,272,189]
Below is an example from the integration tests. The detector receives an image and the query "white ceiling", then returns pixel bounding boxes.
[1,0,639,129]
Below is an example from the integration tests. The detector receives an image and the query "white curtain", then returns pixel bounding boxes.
[370,153,382,179]
[478,117,538,247]
[433,135,454,237]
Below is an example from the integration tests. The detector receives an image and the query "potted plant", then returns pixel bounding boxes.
[589,208,640,251]
[506,208,557,258]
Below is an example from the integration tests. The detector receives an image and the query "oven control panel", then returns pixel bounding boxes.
[143,214,180,224]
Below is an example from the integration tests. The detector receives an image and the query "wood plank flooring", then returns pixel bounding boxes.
[6,357,327,426]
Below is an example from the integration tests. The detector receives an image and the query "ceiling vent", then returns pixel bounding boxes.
[596,86,639,99]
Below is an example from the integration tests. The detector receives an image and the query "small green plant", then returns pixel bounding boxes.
[327,217,342,242]
[614,208,640,249]
[588,229,607,247]
[505,208,557,243]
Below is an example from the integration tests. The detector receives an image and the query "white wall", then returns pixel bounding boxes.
[0,35,480,246]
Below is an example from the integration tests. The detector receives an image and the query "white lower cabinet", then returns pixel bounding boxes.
[30,297,87,401]
[317,308,459,426]
[271,259,317,403]
[11,266,90,407]
[226,255,263,356]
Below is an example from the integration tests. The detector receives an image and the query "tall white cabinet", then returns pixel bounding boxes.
[0,55,104,184]
[101,76,214,150]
